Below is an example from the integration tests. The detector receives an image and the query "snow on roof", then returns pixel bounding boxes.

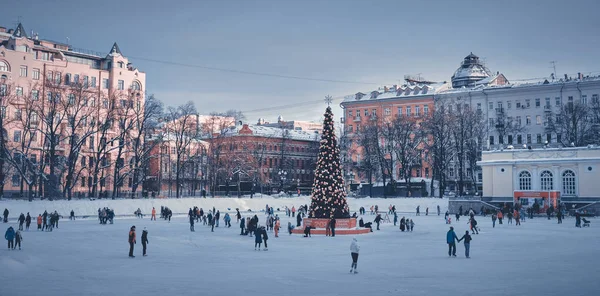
[225,124,320,142]
[342,82,451,103]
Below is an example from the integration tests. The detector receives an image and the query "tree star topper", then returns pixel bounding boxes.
[324,95,333,106]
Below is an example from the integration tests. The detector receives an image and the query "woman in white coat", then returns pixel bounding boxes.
[350,237,360,273]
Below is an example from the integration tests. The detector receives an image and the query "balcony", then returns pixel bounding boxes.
[495,108,504,114]
[353,116,362,122]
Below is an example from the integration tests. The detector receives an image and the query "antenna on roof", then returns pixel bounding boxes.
[550,61,557,80]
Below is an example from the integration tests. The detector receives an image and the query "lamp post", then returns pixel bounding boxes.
[348,171,355,196]
[278,170,287,193]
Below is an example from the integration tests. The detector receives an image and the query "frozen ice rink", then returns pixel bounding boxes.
[1,200,599,296]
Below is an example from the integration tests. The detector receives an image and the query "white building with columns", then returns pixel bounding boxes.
[477,146,600,207]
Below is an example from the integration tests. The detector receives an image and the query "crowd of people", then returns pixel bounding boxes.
[98,208,115,224]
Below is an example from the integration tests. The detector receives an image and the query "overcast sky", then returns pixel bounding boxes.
[5,0,600,123]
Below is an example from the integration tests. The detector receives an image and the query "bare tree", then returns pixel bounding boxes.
[422,104,454,198]
[0,82,26,199]
[165,101,198,198]
[546,101,595,147]
[392,115,424,197]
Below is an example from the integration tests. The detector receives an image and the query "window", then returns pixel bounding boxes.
[516,101,521,108]
[525,99,531,108]
[91,77,97,88]
[16,87,23,97]
[546,134,552,143]
[364,110,368,116]
[536,115,541,125]
[397,107,402,115]
[517,134,522,144]
[545,97,550,107]
[0,106,5,118]
[55,72,61,84]
[348,125,353,133]
[536,134,542,144]
[489,118,495,128]
[507,101,511,109]
[20,66,27,77]
[83,76,89,88]
[47,92,53,102]
[489,136,494,145]
[32,68,40,80]
[47,71,53,82]
[103,99,108,108]
[0,61,8,72]
[371,109,376,116]
[476,103,481,111]
[90,98,95,107]
[118,80,124,90]
[535,98,540,107]
[499,135,504,144]
[562,170,576,195]
[65,73,71,85]
[540,170,553,190]
[424,105,429,115]
[348,110,352,117]
[593,94,599,104]
[81,177,86,187]
[415,106,420,116]
[384,108,391,116]
[508,135,513,144]
[74,74,79,84]
[557,134,562,144]
[527,134,532,144]
[488,102,493,110]
[81,156,86,167]
[102,78,109,89]
[555,97,561,106]
[12,175,20,187]
[14,109,21,120]
[581,95,587,105]
[68,94,76,105]
[526,116,531,125]
[131,81,141,90]
[14,130,21,142]
[406,106,411,116]
[120,99,127,108]
[519,171,531,190]
[497,102,503,109]
[89,136,94,148]
[32,90,39,101]
[516,116,522,126]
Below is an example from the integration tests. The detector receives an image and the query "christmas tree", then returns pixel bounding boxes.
[309,106,350,219]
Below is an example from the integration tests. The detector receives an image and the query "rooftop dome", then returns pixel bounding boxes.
[451,52,491,88]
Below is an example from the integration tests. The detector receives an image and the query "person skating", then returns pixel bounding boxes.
[469,218,479,234]
[128,226,136,258]
[261,227,269,251]
[240,216,246,235]
[514,209,521,226]
[374,214,382,230]
[70,210,75,220]
[25,213,31,230]
[330,217,336,237]
[497,211,503,224]
[437,205,441,216]
[254,226,263,250]
[215,211,220,227]
[455,213,460,222]
[288,222,294,235]
[416,206,420,216]
[446,227,459,257]
[426,207,429,216]
[296,213,302,227]
[3,208,8,223]
[492,213,497,228]
[189,214,195,232]
[5,226,15,249]
[575,212,581,228]
[393,212,398,226]
[18,213,25,231]
[151,207,156,221]
[458,230,472,258]
[236,209,241,222]
[350,237,360,274]
[400,217,406,232]
[208,212,215,232]
[409,219,414,232]
[224,213,231,228]
[14,230,22,250]
[141,227,148,256]
[557,210,563,224]
[37,214,42,230]
[274,219,280,237]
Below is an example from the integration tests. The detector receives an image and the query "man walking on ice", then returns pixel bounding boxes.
[447,226,459,257]
[128,226,136,258]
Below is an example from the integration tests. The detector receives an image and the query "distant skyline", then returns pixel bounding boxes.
[4,0,600,122]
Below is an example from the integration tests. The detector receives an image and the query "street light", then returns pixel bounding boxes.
[278,170,287,193]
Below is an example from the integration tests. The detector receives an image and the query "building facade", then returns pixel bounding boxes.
[477,147,600,208]
[0,23,146,198]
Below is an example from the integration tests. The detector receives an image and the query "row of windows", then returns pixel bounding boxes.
[347,105,430,118]
[489,133,562,145]
[488,95,599,111]
[518,170,576,195]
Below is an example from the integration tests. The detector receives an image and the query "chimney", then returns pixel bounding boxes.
[0,27,6,33]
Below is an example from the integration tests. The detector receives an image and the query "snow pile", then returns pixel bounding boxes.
[0,197,448,217]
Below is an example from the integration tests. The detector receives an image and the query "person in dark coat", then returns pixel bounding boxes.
[557,210,563,224]
[261,227,269,250]
[70,210,75,220]
[141,228,149,256]
[288,222,294,235]
[25,213,31,230]
[254,227,263,250]
[575,212,581,228]
[189,214,195,232]
[374,214,382,230]
[3,208,8,223]
[236,209,241,222]
[330,217,336,237]
[18,213,25,231]
[400,217,406,231]
[303,226,313,237]
[492,214,497,228]
[5,226,15,249]
[240,216,246,235]
[455,213,460,222]
[128,226,136,258]
[458,230,473,258]
[296,213,302,227]
[446,227,459,257]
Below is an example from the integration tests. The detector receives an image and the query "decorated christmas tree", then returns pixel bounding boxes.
[309,105,350,219]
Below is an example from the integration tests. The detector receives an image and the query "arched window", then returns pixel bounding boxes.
[131,81,141,91]
[540,170,553,191]
[519,171,531,190]
[0,60,9,72]
[562,170,576,195]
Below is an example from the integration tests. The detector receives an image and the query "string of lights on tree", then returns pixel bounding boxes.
[309,104,350,218]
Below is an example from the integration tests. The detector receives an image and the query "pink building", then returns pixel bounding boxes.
[0,23,146,199]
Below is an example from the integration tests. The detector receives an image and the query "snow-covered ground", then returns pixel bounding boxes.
[0,196,447,218]
[1,210,598,296]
